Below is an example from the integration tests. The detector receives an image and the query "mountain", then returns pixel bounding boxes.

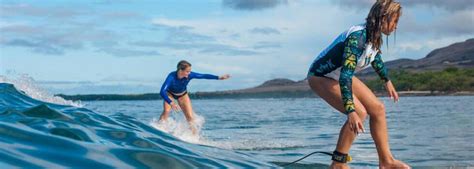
[230,78,309,93]
[360,38,474,76]
[58,39,474,101]
[193,78,312,98]
[211,38,473,95]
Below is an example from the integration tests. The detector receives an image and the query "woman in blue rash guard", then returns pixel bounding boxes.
[307,0,409,168]
[159,60,230,133]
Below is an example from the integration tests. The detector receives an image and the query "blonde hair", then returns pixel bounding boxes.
[366,0,402,50]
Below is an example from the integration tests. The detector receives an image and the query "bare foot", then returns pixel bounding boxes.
[188,121,198,135]
[158,116,168,122]
[190,126,197,135]
[380,159,410,169]
[330,162,350,169]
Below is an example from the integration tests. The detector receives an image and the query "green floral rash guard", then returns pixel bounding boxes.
[308,24,389,115]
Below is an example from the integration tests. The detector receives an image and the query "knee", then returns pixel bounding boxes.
[369,102,386,118]
[358,109,368,122]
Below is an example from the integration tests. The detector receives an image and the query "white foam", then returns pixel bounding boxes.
[150,111,206,144]
[150,114,305,152]
[149,111,306,152]
[0,74,83,107]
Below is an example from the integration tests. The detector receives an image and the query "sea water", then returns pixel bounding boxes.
[1,77,473,168]
[87,97,474,168]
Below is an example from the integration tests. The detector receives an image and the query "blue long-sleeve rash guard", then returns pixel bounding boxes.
[160,71,219,104]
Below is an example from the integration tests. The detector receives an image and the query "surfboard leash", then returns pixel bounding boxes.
[281,151,352,167]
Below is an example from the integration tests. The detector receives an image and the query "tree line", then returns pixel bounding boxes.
[365,68,474,92]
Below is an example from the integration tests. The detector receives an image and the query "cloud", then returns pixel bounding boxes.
[223,0,288,10]
[1,38,82,55]
[230,33,241,39]
[100,12,142,21]
[131,40,259,56]
[333,0,474,12]
[152,20,216,43]
[249,27,281,35]
[252,41,281,49]
[331,0,372,11]
[401,0,474,12]
[194,62,252,74]
[399,10,474,36]
[0,3,138,57]
[166,28,215,43]
[397,36,473,54]
[98,48,160,57]
[132,41,199,50]
[0,24,43,34]
[0,3,84,19]
[147,19,260,56]
[151,18,194,29]
[0,23,120,55]
[433,10,474,36]
[331,0,474,37]
[198,45,259,56]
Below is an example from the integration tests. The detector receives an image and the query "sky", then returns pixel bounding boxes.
[0,0,473,94]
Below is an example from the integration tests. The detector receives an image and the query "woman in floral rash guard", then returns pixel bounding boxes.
[307,0,410,168]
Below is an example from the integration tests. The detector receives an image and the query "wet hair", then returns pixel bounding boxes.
[366,0,402,51]
[177,60,191,71]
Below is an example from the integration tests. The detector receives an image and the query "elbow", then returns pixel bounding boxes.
[339,77,352,86]
[160,90,167,99]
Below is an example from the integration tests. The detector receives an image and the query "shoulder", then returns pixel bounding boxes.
[190,71,201,75]
[167,71,177,79]
[345,29,366,49]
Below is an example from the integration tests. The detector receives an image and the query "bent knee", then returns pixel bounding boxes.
[368,102,386,117]
[358,109,368,121]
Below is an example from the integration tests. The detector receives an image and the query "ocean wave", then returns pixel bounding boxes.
[0,83,276,168]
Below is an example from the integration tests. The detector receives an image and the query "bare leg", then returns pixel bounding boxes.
[159,93,174,121]
[309,76,367,169]
[309,76,409,169]
[351,78,410,169]
[177,94,197,135]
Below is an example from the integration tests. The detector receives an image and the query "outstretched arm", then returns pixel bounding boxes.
[189,72,220,80]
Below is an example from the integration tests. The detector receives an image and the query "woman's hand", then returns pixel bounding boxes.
[348,112,365,135]
[219,74,231,80]
[384,80,399,103]
[170,102,181,111]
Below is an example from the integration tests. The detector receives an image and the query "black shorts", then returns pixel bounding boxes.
[167,91,188,99]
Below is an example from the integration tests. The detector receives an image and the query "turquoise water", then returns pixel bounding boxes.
[0,83,274,168]
[1,82,473,168]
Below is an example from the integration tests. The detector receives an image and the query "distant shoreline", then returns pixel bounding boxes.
[57,38,473,102]
[381,91,474,97]
[58,68,474,101]
[56,91,474,101]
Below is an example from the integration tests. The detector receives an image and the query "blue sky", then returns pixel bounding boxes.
[1,0,473,94]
